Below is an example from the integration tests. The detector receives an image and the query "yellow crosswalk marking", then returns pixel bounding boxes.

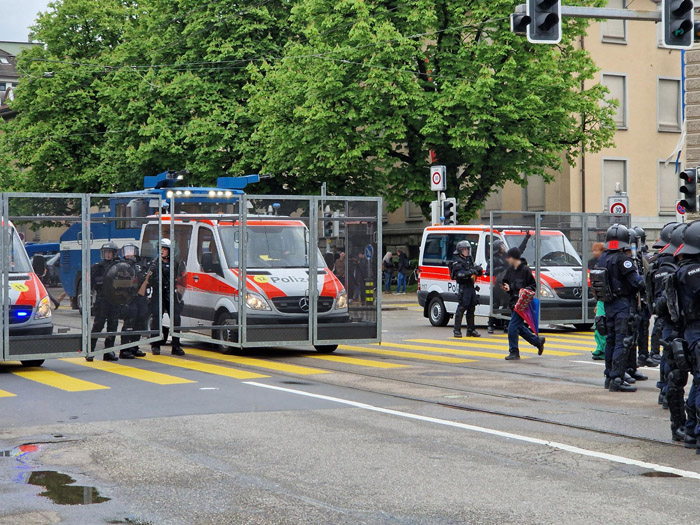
[487,334,595,347]
[305,354,408,369]
[0,388,16,398]
[185,348,328,375]
[12,368,110,392]
[140,354,267,379]
[340,345,475,363]
[408,338,582,356]
[377,341,529,360]
[62,358,195,385]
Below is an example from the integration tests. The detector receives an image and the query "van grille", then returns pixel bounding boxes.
[555,287,593,300]
[271,296,334,314]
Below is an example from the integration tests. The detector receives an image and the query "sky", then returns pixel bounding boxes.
[1,0,51,42]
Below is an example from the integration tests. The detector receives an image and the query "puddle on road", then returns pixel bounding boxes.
[27,470,110,505]
[641,471,682,478]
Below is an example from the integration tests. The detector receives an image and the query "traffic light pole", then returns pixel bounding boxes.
[514,4,661,22]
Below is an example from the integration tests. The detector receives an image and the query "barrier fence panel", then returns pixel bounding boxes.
[315,197,381,345]
[489,211,630,328]
[168,193,242,350]
[2,194,85,362]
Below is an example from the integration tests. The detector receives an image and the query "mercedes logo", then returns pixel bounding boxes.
[573,287,582,298]
[298,297,309,312]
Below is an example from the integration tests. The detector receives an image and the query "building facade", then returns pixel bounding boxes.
[384,0,683,251]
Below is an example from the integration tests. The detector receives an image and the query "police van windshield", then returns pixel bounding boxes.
[220,225,325,269]
[505,233,582,267]
[10,229,33,274]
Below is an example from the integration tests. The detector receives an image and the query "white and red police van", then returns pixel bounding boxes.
[417,225,593,329]
[3,222,53,364]
[140,215,348,351]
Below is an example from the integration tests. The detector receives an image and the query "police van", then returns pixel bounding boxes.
[418,225,594,329]
[139,215,349,351]
[4,222,53,365]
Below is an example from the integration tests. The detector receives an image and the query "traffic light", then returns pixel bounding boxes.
[324,211,333,237]
[680,168,698,213]
[695,21,700,42]
[662,0,694,49]
[510,13,531,35]
[526,0,561,44]
[442,198,457,225]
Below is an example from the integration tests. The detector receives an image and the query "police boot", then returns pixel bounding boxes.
[609,377,637,392]
[672,425,687,442]
[658,391,666,405]
[624,373,636,384]
[604,376,611,389]
[637,355,650,368]
[684,434,697,449]
[103,352,119,362]
[649,353,662,366]
[630,370,648,381]
[119,350,135,359]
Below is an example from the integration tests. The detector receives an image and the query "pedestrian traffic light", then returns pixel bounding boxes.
[662,0,694,49]
[442,198,457,225]
[679,168,698,213]
[510,13,532,35]
[526,0,561,44]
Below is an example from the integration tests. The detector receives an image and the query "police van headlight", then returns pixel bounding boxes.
[336,291,348,309]
[246,292,271,311]
[35,296,52,319]
[539,282,555,299]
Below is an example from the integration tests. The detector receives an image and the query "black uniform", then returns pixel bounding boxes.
[451,254,481,336]
[90,259,120,358]
[632,251,653,367]
[597,249,643,386]
[120,256,150,356]
[148,257,184,355]
[650,253,678,406]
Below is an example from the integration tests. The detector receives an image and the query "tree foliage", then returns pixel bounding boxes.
[1,0,615,218]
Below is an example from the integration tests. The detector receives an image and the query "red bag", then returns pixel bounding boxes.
[513,288,535,313]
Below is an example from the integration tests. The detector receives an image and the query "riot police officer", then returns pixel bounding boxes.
[89,242,120,361]
[591,224,644,392]
[631,227,655,368]
[451,241,482,338]
[145,239,185,356]
[119,244,148,359]
[670,221,700,449]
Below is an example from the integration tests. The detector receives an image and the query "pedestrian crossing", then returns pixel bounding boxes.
[0,331,600,397]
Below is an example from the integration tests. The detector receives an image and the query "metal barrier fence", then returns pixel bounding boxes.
[0,193,381,363]
[489,211,631,327]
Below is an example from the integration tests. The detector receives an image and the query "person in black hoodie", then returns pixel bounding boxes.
[500,247,545,360]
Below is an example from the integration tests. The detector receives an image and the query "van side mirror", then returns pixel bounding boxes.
[32,254,46,276]
[201,252,222,276]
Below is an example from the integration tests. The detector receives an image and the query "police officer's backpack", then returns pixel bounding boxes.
[589,268,614,302]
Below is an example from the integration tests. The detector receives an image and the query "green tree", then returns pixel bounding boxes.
[246,0,615,217]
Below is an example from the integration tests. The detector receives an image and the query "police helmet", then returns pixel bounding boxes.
[663,223,688,255]
[604,224,631,251]
[633,226,646,245]
[652,222,678,250]
[454,240,471,255]
[122,243,139,259]
[676,221,700,257]
[492,240,506,254]
[101,241,119,260]
[160,238,171,250]
[628,229,639,250]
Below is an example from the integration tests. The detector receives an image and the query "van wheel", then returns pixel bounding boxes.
[428,297,449,327]
[20,360,44,367]
[213,312,238,353]
[573,323,593,332]
[314,345,338,354]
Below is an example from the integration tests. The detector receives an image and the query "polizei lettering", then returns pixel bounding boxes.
[270,275,309,284]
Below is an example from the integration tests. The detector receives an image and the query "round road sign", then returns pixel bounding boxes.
[610,202,627,215]
[677,201,686,215]
[431,170,442,186]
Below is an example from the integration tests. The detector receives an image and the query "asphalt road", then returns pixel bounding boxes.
[0,297,697,524]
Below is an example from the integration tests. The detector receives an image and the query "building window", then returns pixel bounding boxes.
[601,0,627,44]
[0,58,9,64]
[601,73,628,129]
[526,175,545,211]
[658,161,680,215]
[405,201,425,222]
[602,158,628,208]
[658,78,682,133]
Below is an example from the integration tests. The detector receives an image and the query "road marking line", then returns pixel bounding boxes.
[11,368,110,392]
[376,341,528,360]
[244,381,700,480]
[340,345,475,364]
[572,360,660,374]
[305,354,408,369]
[487,334,595,347]
[185,348,328,375]
[0,388,16,398]
[62,358,195,385]
[139,355,268,380]
[408,339,582,356]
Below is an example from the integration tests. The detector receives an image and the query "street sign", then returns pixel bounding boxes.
[430,165,446,191]
[676,200,686,223]
[365,244,374,260]
[607,195,629,215]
